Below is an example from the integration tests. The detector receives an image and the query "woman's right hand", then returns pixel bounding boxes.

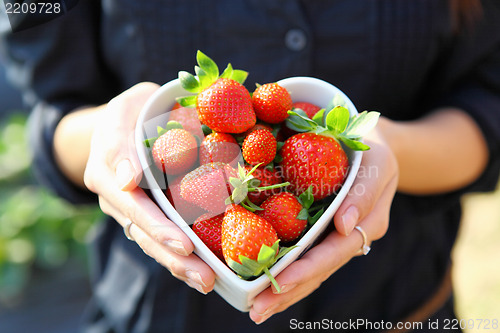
[83,82,216,294]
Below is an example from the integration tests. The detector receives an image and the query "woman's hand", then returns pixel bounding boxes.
[82,82,216,294]
[249,122,399,324]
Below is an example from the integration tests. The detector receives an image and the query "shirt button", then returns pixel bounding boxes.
[285,29,307,51]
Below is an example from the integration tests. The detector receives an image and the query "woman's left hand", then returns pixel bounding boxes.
[249,122,399,324]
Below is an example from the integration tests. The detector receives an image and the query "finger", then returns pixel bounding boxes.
[125,218,216,294]
[334,141,398,236]
[97,186,195,256]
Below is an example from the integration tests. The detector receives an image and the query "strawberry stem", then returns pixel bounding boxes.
[263,266,281,293]
[247,182,290,192]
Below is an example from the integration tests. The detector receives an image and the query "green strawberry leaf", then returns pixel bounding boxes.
[143,137,157,148]
[240,198,263,212]
[298,186,314,209]
[308,207,324,226]
[165,120,184,131]
[230,69,249,85]
[297,208,309,220]
[176,95,197,107]
[220,63,234,79]
[178,71,201,93]
[275,244,297,261]
[325,106,350,133]
[195,65,212,88]
[257,244,277,264]
[344,111,381,139]
[201,124,212,135]
[227,258,257,279]
[338,135,371,151]
[286,110,318,132]
[157,121,183,136]
[229,177,243,189]
[196,50,219,81]
[312,108,325,126]
[332,92,348,109]
[237,163,247,180]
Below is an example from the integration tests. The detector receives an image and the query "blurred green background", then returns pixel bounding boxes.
[0,113,103,307]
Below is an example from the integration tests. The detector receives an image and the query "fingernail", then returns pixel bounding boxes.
[185,279,207,295]
[273,283,296,294]
[185,270,207,294]
[342,206,359,236]
[116,159,135,190]
[164,240,189,256]
[255,304,279,324]
[186,270,207,287]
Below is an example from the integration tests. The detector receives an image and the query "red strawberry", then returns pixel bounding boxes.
[257,192,307,243]
[196,78,256,133]
[178,51,256,134]
[242,129,277,166]
[244,165,283,205]
[239,123,273,138]
[292,101,321,119]
[152,128,198,175]
[199,132,241,165]
[278,102,322,141]
[166,176,206,224]
[168,105,204,140]
[221,204,278,264]
[180,162,237,214]
[221,204,296,291]
[280,133,348,200]
[192,213,224,260]
[282,106,379,200]
[252,83,293,124]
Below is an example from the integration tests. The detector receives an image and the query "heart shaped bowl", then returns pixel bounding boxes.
[135,76,362,312]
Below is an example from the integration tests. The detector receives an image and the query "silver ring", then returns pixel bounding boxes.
[354,226,371,255]
[123,219,134,241]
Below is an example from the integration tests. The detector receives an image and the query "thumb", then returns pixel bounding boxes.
[115,158,142,191]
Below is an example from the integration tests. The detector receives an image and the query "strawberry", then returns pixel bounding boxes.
[197,78,255,133]
[221,204,296,291]
[281,132,348,200]
[242,129,277,166]
[180,162,237,214]
[278,102,322,141]
[240,123,273,137]
[221,204,278,264]
[292,101,321,119]
[151,128,198,175]
[178,51,256,134]
[282,106,380,200]
[168,104,204,140]
[244,165,283,205]
[192,213,224,261]
[252,83,293,124]
[257,192,308,243]
[165,176,206,224]
[199,132,241,165]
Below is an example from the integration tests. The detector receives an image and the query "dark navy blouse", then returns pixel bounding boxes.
[2,1,500,332]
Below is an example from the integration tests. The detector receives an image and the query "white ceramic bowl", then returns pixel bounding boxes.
[135,76,362,312]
